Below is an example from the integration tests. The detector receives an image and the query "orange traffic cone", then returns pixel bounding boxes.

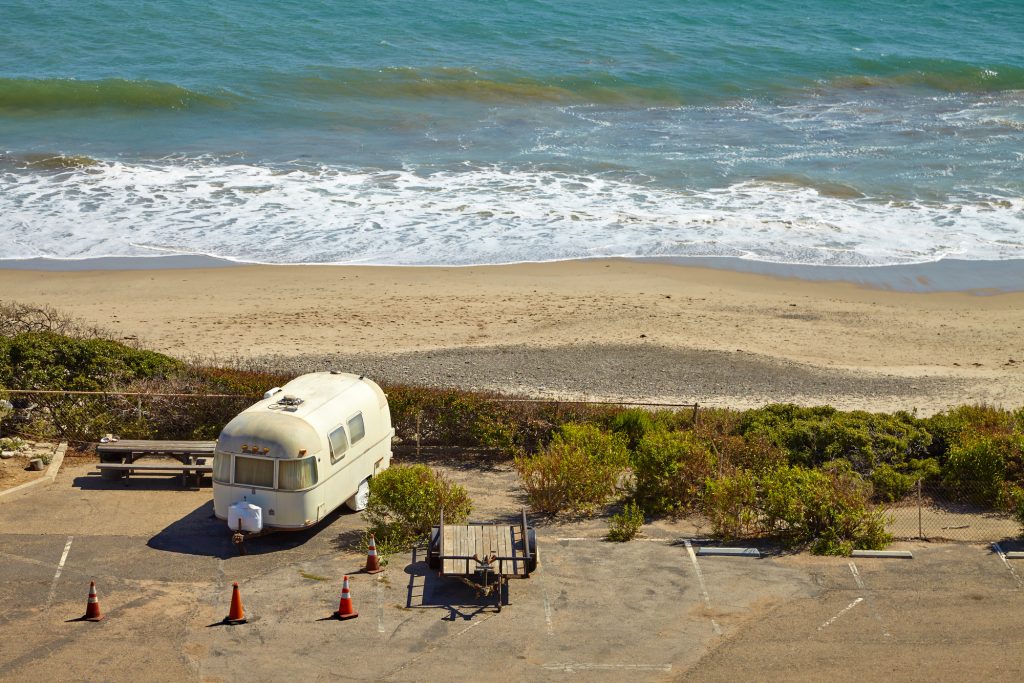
[333,575,359,620]
[223,582,247,625]
[364,534,384,574]
[82,581,103,622]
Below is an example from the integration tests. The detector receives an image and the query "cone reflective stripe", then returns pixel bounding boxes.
[223,582,247,625]
[83,581,103,622]
[333,575,359,620]
[364,534,383,574]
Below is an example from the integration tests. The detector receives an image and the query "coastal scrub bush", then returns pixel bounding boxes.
[631,429,715,515]
[941,434,1024,506]
[921,404,1016,461]
[760,461,891,555]
[363,464,472,548]
[0,332,182,392]
[607,502,645,542]
[739,404,931,473]
[703,468,759,539]
[514,423,630,515]
[610,409,655,451]
[870,458,941,502]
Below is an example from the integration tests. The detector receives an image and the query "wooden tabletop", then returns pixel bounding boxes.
[96,440,216,455]
[441,524,528,577]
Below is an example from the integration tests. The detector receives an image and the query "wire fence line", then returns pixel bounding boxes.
[883,479,1020,542]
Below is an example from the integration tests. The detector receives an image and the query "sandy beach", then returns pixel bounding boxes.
[2,259,1022,413]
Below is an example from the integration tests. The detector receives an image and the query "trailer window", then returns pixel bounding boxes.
[279,456,318,491]
[347,413,365,445]
[213,452,232,483]
[329,425,348,464]
[234,456,275,488]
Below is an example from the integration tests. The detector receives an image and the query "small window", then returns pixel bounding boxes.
[234,456,275,488]
[213,452,232,483]
[347,413,366,445]
[329,425,349,463]
[278,456,318,491]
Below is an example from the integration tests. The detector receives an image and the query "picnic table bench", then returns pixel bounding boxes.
[96,439,216,488]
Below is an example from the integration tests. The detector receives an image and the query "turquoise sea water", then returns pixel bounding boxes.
[1,0,1022,265]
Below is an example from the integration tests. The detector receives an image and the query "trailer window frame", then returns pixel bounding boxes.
[233,454,277,489]
[278,455,319,491]
[213,451,233,484]
[347,412,365,445]
[329,424,349,464]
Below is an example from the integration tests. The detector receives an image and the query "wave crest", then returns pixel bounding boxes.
[0,78,237,113]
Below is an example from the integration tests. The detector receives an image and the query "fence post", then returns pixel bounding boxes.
[137,397,143,423]
[692,402,699,426]
[917,478,923,540]
[415,410,421,458]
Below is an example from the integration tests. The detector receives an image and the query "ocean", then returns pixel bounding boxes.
[1,0,1021,267]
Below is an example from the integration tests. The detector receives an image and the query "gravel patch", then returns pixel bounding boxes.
[257,343,964,412]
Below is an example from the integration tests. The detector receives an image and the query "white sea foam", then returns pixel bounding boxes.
[1,160,1022,266]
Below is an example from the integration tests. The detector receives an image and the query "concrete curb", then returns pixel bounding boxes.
[850,549,913,559]
[697,547,761,558]
[0,442,67,502]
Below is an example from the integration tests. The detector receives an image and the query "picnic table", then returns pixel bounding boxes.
[95,439,216,488]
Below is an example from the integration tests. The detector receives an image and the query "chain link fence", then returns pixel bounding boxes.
[883,480,1021,542]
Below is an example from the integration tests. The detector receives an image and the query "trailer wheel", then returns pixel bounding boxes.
[526,528,539,573]
[345,476,371,512]
[427,526,441,570]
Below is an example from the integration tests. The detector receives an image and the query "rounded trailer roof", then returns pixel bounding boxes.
[218,412,322,459]
[216,371,385,459]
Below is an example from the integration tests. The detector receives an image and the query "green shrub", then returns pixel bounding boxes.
[871,463,916,502]
[760,462,891,555]
[610,409,655,451]
[740,404,931,473]
[1009,486,1024,534]
[632,429,715,515]
[922,405,1016,461]
[607,502,645,542]
[942,434,1024,506]
[0,332,182,391]
[703,468,759,539]
[514,423,629,515]
[363,464,472,548]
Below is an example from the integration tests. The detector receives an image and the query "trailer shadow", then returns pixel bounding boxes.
[147,502,352,559]
[402,547,504,621]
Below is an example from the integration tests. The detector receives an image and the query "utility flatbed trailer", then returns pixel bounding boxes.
[95,440,215,488]
[427,507,538,611]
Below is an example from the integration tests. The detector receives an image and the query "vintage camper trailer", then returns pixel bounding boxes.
[212,371,393,536]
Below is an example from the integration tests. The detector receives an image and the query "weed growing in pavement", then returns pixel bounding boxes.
[607,501,644,542]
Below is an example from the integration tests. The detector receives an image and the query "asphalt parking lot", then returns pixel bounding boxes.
[2,462,1024,682]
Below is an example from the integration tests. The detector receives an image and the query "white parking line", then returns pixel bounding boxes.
[817,597,863,631]
[45,536,73,607]
[848,561,865,590]
[992,543,1024,588]
[376,578,386,634]
[684,540,721,635]
[848,561,890,638]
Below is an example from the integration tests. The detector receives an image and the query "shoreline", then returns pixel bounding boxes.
[2,258,1021,413]
[3,254,1024,293]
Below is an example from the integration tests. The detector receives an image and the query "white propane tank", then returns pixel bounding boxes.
[228,502,263,533]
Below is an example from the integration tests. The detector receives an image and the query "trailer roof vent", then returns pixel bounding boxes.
[269,394,305,412]
[330,369,342,375]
